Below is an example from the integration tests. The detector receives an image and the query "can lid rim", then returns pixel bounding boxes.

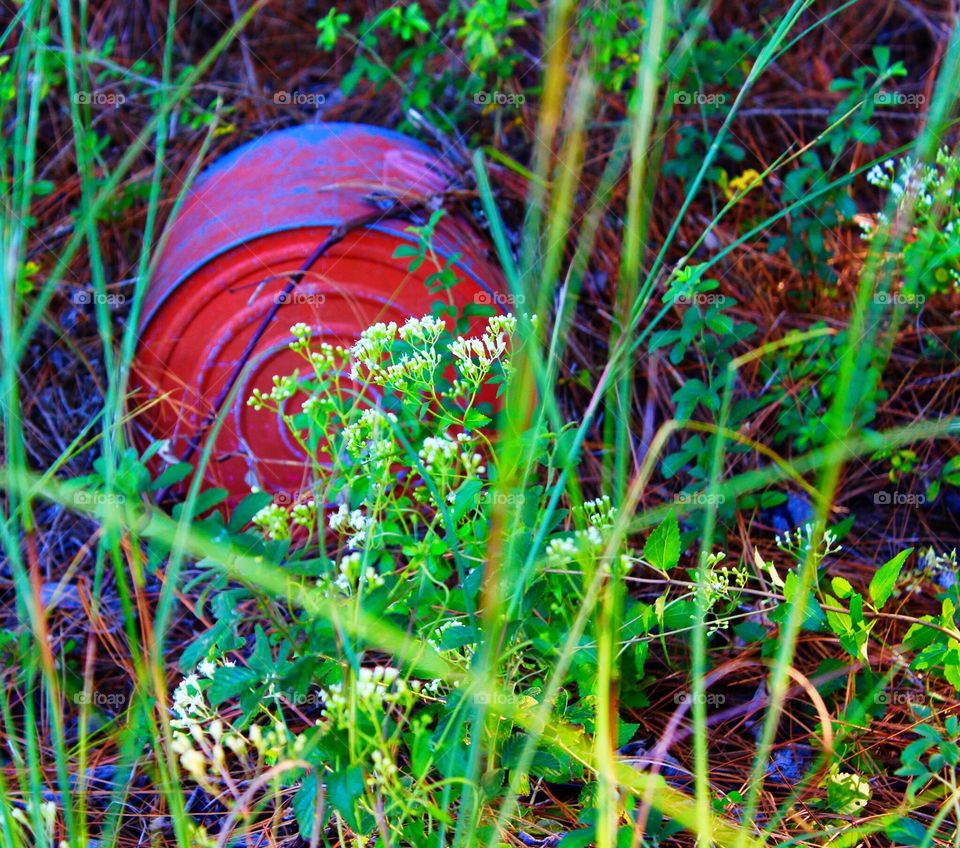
[139,222,503,336]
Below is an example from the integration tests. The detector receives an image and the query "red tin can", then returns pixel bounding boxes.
[133,123,504,502]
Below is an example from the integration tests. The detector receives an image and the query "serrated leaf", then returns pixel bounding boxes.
[208,665,260,706]
[293,772,327,839]
[644,512,680,572]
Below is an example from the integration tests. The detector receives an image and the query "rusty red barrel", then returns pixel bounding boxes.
[133,123,504,501]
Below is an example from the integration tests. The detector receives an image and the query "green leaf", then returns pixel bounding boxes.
[453,479,484,521]
[173,486,228,519]
[208,665,260,706]
[672,379,708,420]
[872,45,891,70]
[888,818,927,845]
[149,461,193,491]
[228,490,274,533]
[411,724,433,779]
[831,577,853,599]
[558,828,596,848]
[945,644,960,690]
[943,456,960,486]
[644,512,680,572]
[825,770,871,815]
[649,329,680,352]
[734,621,768,643]
[293,772,326,838]
[328,765,365,832]
[869,548,912,608]
[179,619,230,671]
[617,722,640,747]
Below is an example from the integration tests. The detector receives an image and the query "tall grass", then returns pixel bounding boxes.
[1,1,959,846]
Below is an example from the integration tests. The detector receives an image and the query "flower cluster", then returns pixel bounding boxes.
[345,313,520,402]
[251,498,318,541]
[342,408,399,462]
[724,167,763,199]
[918,546,958,590]
[247,316,521,535]
[414,430,486,509]
[319,665,411,724]
[577,495,618,529]
[866,157,939,208]
[449,313,517,397]
[329,502,372,549]
[247,372,299,411]
[864,147,960,292]
[347,319,445,393]
[251,502,291,540]
[398,314,446,345]
[776,522,841,561]
[169,660,306,785]
[349,321,398,375]
[545,525,605,561]
[314,551,385,599]
[702,552,748,610]
[368,748,400,790]
[541,496,623,565]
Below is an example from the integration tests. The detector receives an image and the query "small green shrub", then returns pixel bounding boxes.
[769,47,905,283]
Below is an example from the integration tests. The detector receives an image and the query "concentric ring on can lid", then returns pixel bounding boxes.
[132,124,505,502]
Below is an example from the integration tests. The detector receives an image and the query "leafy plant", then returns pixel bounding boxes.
[895,707,960,844]
[864,146,960,297]
[665,29,758,189]
[167,310,653,838]
[650,264,759,516]
[769,47,906,283]
[574,0,645,93]
[759,325,887,452]
[326,2,530,126]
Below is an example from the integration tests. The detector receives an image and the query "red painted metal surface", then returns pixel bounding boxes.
[133,124,504,501]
